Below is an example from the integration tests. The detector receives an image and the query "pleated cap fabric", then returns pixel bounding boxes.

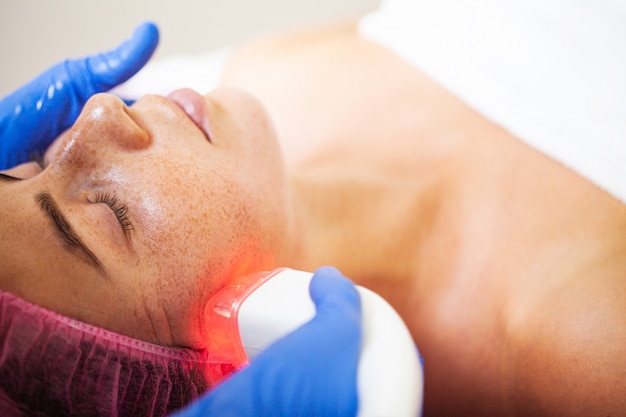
[0,288,220,417]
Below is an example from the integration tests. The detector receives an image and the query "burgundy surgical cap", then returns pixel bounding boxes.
[0,289,236,416]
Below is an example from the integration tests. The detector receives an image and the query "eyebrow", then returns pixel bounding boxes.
[35,191,107,277]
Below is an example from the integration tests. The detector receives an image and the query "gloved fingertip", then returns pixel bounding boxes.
[309,266,361,312]
[119,20,160,71]
[314,265,343,279]
[83,21,160,91]
[132,21,160,53]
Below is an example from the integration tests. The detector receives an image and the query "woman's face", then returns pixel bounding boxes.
[0,88,292,349]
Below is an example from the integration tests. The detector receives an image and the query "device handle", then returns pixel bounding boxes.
[238,268,423,417]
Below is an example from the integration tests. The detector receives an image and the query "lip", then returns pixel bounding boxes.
[166,88,212,142]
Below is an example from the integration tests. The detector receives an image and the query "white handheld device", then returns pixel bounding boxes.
[204,268,423,417]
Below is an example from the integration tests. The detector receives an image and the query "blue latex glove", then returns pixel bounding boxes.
[175,266,362,417]
[0,22,159,169]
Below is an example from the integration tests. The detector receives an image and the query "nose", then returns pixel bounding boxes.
[51,93,151,167]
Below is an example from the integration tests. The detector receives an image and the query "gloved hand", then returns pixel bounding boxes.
[0,21,159,169]
[175,266,362,417]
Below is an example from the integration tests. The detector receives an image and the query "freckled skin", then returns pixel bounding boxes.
[0,89,292,349]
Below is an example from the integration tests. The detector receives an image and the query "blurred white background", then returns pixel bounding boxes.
[0,0,379,96]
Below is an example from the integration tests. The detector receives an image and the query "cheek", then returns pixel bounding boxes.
[133,168,265,292]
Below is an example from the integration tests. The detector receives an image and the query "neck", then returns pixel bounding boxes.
[280,150,456,303]
[274,119,523,315]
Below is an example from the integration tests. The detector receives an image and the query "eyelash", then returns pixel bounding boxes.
[93,192,134,234]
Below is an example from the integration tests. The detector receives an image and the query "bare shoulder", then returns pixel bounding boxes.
[506,258,626,416]
[490,144,626,416]
[413,135,626,416]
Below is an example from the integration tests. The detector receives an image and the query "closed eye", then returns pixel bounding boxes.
[90,191,134,238]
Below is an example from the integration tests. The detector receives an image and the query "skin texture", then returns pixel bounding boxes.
[220,22,626,416]
[0,88,293,348]
[1,21,625,416]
